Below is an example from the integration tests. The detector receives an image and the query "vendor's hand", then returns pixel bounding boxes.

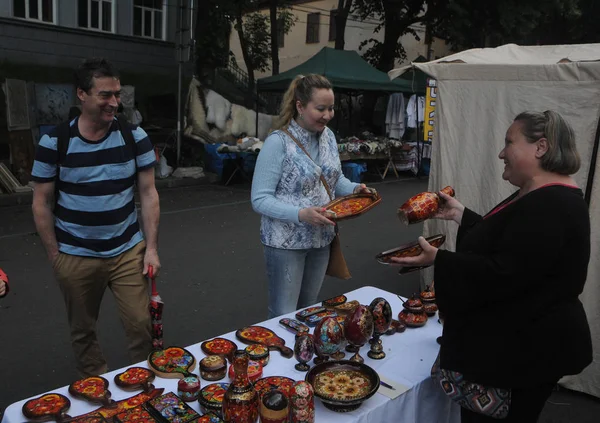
[353,184,373,194]
[0,280,6,296]
[433,191,465,224]
[143,249,161,277]
[299,207,336,226]
[390,237,438,267]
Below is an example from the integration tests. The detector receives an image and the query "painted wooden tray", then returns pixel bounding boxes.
[375,234,446,273]
[114,367,156,392]
[112,405,157,423]
[146,392,201,423]
[67,388,164,422]
[201,338,238,363]
[65,414,108,423]
[235,326,293,358]
[324,192,381,221]
[22,393,71,422]
[147,347,196,379]
[68,377,116,408]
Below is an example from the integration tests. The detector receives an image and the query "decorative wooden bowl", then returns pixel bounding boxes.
[198,382,229,418]
[305,360,380,412]
[398,310,428,328]
[324,192,381,221]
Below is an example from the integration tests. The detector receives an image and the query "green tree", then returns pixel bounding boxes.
[195,0,232,82]
[334,0,355,50]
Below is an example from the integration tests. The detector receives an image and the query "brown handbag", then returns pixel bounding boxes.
[281,128,352,280]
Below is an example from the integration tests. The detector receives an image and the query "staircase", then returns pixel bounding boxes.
[214,62,277,114]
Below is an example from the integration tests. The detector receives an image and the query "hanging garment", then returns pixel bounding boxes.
[407,94,418,128]
[385,93,406,139]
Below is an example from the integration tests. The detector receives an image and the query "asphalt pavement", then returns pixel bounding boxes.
[0,178,598,422]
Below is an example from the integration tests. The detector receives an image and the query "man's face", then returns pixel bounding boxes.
[78,76,121,125]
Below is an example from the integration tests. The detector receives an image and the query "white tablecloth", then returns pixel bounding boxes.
[2,286,460,423]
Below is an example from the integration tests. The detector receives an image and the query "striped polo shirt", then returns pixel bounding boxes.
[31,117,157,258]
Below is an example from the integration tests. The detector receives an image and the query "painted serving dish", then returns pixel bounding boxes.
[113,405,157,423]
[245,344,270,367]
[199,355,227,381]
[322,294,347,308]
[253,376,295,400]
[201,338,238,363]
[114,367,155,392]
[22,393,71,422]
[324,192,381,221]
[397,186,455,225]
[68,376,114,407]
[147,347,196,379]
[376,234,446,264]
[305,360,380,412]
[228,359,263,383]
[236,326,293,358]
[198,382,229,417]
[398,310,428,328]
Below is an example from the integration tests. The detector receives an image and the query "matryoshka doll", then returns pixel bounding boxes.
[289,381,314,423]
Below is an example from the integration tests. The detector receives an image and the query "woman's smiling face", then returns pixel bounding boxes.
[296,88,335,132]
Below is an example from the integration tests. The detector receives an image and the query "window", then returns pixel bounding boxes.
[78,0,114,32]
[277,18,285,48]
[306,12,320,44]
[13,0,55,23]
[329,9,338,42]
[133,0,166,40]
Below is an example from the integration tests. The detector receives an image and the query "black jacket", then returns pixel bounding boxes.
[434,185,592,388]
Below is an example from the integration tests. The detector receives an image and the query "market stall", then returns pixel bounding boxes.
[389,43,600,399]
[2,286,459,423]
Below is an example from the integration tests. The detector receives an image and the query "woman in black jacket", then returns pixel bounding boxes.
[393,110,592,422]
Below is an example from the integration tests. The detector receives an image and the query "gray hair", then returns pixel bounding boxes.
[514,110,581,175]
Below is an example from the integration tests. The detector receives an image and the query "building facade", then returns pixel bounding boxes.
[229,0,451,79]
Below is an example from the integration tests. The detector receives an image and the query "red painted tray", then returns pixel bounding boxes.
[114,367,156,393]
[235,326,293,358]
[68,377,115,408]
[147,347,196,379]
[69,389,164,422]
[375,234,446,274]
[201,338,238,363]
[324,192,381,221]
[22,393,71,422]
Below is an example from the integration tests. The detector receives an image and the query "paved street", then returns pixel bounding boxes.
[0,178,598,422]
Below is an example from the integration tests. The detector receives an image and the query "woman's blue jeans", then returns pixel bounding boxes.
[264,244,330,319]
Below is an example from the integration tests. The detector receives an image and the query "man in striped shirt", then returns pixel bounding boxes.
[31,58,160,377]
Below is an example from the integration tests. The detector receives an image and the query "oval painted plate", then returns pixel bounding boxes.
[201,338,238,362]
[324,192,381,221]
[22,393,71,422]
[147,346,196,379]
[69,376,114,407]
[253,376,295,399]
[376,234,446,264]
[114,367,156,392]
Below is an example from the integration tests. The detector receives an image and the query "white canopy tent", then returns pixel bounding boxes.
[389,43,600,398]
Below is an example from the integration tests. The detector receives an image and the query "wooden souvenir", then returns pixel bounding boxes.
[222,350,259,423]
[304,310,338,327]
[293,332,315,372]
[423,302,438,316]
[384,319,406,336]
[402,295,424,313]
[259,390,289,423]
[323,192,381,221]
[334,300,360,316]
[289,381,314,423]
[198,382,229,417]
[344,305,374,363]
[322,295,347,308]
[66,414,108,423]
[200,355,228,381]
[228,359,263,383]
[178,375,201,402]
[398,310,428,327]
[245,344,270,367]
[253,377,296,400]
[397,186,455,225]
[376,234,446,265]
[305,360,379,412]
[295,306,327,322]
[236,326,293,358]
[113,405,157,423]
[367,297,393,360]
[22,393,71,422]
[67,389,165,422]
[69,376,116,408]
[201,338,238,363]
[146,392,201,423]
[312,317,344,365]
[147,347,196,379]
[279,318,309,335]
[198,414,224,423]
[114,367,156,393]
[420,284,436,303]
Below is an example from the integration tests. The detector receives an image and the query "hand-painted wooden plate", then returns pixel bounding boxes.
[147,347,196,379]
[376,234,446,265]
[22,393,71,422]
[69,376,116,408]
[253,376,295,399]
[112,405,157,423]
[324,192,381,221]
[70,388,164,421]
[65,414,108,423]
[114,367,156,392]
[236,326,293,358]
[201,338,238,363]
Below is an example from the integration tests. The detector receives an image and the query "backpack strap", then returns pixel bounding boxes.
[117,115,137,158]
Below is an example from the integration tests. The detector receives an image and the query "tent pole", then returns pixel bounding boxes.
[255,87,259,138]
[584,110,600,206]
